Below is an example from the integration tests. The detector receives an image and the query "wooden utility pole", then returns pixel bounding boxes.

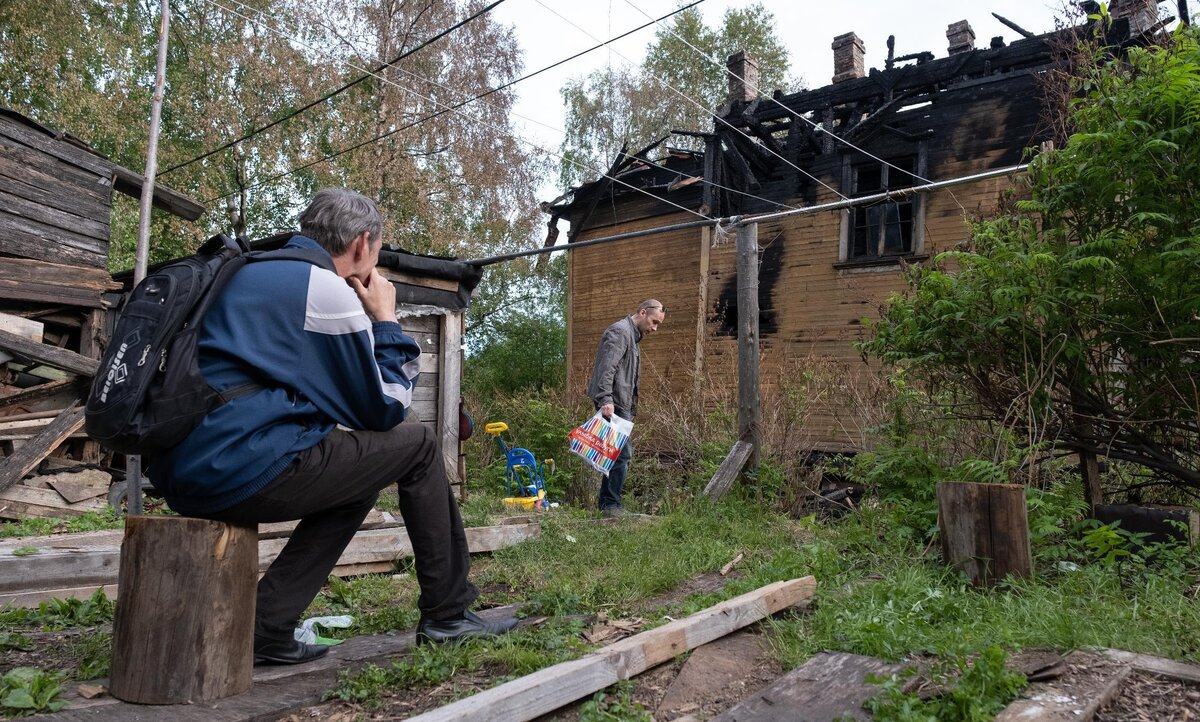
[736,223,761,474]
[125,0,171,516]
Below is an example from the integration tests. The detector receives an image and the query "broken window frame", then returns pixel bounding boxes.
[837,145,928,266]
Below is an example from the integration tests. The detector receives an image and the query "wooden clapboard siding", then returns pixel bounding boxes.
[0,114,114,268]
[0,257,120,307]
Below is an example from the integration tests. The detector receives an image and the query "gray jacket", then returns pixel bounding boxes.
[587,316,641,419]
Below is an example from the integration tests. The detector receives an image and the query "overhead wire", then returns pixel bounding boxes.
[618,0,967,212]
[532,0,850,202]
[210,0,799,214]
[161,0,509,176]
[200,0,717,223]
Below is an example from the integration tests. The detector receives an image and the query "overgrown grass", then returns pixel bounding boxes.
[0,507,123,539]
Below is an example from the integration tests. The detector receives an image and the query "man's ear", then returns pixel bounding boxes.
[351,231,372,261]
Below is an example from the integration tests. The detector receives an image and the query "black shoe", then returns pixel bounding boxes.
[253,636,331,666]
[415,610,519,645]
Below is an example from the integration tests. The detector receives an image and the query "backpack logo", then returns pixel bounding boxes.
[97,331,139,403]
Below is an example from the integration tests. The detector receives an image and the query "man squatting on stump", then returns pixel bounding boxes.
[148,188,517,665]
[586,300,665,518]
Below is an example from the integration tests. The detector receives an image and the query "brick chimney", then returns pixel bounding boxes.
[831,32,864,84]
[726,50,760,104]
[947,20,976,54]
[1111,0,1160,35]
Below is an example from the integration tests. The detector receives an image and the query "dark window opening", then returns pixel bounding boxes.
[850,156,917,261]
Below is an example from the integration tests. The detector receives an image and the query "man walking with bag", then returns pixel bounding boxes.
[586,299,665,517]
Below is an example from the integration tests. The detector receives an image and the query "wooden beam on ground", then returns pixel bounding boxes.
[996,650,1130,722]
[704,441,755,500]
[713,651,908,721]
[0,522,541,607]
[406,577,817,722]
[0,328,99,376]
[0,403,85,493]
[1099,649,1200,683]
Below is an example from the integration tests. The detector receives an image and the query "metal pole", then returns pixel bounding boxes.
[126,0,170,516]
[736,223,761,478]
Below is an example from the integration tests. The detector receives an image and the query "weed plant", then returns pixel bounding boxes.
[0,507,123,539]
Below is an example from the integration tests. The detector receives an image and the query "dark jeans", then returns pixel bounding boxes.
[598,439,632,511]
[201,422,478,641]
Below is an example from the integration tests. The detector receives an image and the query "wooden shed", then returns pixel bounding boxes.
[0,106,205,518]
[548,10,1161,454]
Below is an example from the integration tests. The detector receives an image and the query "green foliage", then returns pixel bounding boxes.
[10,546,38,557]
[72,631,111,680]
[864,646,1026,722]
[559,4,793,186]
[307,575,420,637]
[465,311,566,396]
[579,680,653,722]
[0,589,114,631]
[861,26,1200,492]
[0,631,32,652]
[0,507,123,539]
[0,667,66,716]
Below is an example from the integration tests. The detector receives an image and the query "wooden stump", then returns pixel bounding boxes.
[109,516,257,704]
[937,482,1032,586]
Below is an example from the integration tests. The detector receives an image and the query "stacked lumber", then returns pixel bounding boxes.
[0,110,130,520]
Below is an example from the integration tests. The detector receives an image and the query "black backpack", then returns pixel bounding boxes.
[85,234,335,456]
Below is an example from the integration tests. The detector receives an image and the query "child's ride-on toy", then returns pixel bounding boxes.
[485,422,551,509]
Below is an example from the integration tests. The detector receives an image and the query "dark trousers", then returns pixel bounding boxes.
[598,439,632,510]
[201,422,478,641]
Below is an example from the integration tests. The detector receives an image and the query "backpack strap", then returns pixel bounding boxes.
[246,247,337,273]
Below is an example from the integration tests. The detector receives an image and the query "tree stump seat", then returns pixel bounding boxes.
[109,515,258,704]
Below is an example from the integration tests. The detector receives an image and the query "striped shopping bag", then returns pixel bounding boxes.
[568,411,634,475]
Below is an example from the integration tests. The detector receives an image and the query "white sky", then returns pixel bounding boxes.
[489,0,1192,200]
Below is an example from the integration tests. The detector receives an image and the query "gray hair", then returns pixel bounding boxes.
[298,188,383,256]
[637,299,665,314]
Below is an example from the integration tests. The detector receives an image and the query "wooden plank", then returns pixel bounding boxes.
[0,311,43,364]
[0,207,107,255]
[0,189,109,240]
[379,267,461,292]
[0,329,99,376]
[0,134,111,206]
[0,404,85,493]
[0,115,115,177]
[703,440,754,500]
[439,313,463,487]
[996,650,1130,722]
[0,155,110,222]
[0,225,106,268]
[0,258,119,308]
[109,165,205,221]
[406,577,818,722]
[1100,649,1200,683]
[0,378,88,411]
[713,651,908,721]
[0,483,109,520]
[0,522,541,604]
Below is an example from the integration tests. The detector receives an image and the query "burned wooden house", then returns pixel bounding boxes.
[548,4,1169,454]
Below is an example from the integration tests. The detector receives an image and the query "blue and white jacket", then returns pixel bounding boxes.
[150,235,421,515]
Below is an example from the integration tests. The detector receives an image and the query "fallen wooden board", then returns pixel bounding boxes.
[0,522,541,606]
[45,469,112,503]
[0,403,85,493]
[712,651,908,722]
[0,328,99,376]
[1098,648,1200,683]
[0,481,109,521]
[995,650,1130,722]
[406,576,818,722]
[704,440,754,500]
[38,606,522,721]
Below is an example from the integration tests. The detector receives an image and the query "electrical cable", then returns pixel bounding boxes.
[161,0,509,175]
